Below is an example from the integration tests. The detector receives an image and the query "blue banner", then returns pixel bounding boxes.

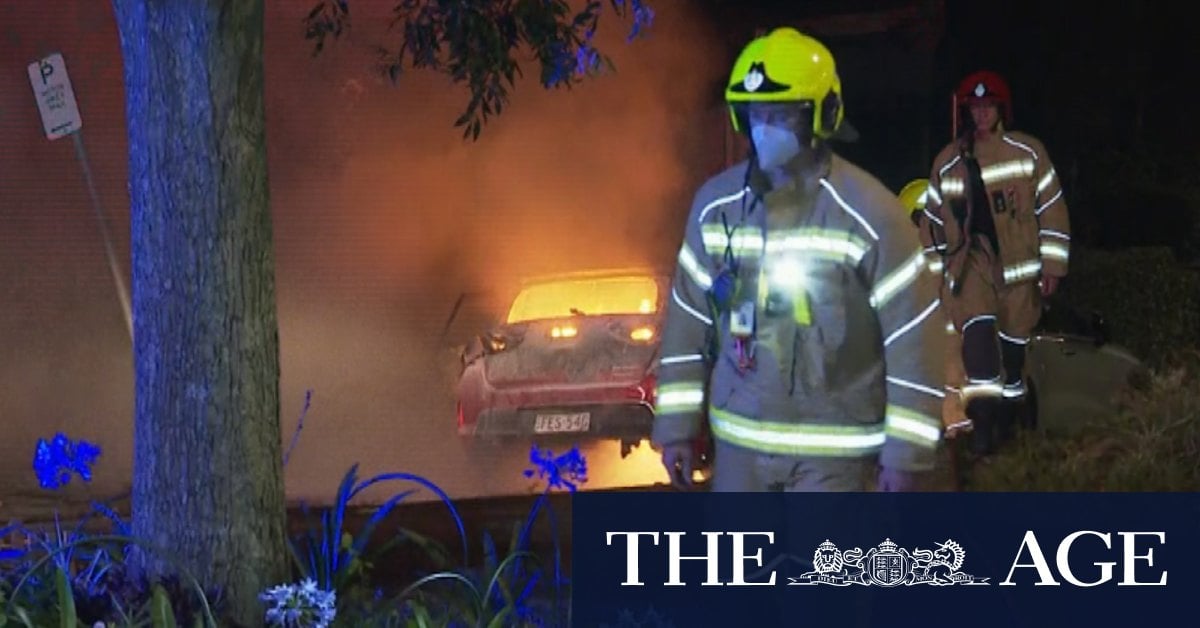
[570,492,1200,627]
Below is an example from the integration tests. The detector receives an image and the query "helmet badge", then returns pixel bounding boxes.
[974,82,986,97]
[743,63,765,92]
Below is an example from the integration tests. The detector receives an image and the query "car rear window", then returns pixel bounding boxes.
[506,275,659,323]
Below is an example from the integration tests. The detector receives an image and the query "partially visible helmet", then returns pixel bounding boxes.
[956,70,1012,126]
[898,178,929,227]
[898,178,929,214]
[724,27,845,140]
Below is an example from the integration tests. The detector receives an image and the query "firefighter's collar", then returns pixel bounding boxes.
[749,146,831,197]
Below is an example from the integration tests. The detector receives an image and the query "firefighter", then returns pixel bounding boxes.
[899,179,971,438]
[652,27,946,493]
[918,70,1071,458]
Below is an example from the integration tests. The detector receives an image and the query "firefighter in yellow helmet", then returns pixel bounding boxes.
[899,179,972,437]
[918,71,1070,458]
[652,27,946,492]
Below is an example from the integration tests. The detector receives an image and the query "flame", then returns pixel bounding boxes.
[581,439,669,488]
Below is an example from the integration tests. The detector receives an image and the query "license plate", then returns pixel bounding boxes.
[534,412,591,433]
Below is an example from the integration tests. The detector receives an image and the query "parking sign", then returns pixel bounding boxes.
[27,52,83,140]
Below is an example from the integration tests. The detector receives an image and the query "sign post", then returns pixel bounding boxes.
[27,52,132,341]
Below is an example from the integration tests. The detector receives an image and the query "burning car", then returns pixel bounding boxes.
[453,268,668,447]
[447,267,711,469]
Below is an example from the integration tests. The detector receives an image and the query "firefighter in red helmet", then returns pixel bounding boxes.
[917,70,1071,459]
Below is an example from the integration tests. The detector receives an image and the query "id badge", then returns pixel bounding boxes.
[730,301,755,338]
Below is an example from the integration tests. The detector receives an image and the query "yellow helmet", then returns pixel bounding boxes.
[898,178,930,214]
[724,27,845,139]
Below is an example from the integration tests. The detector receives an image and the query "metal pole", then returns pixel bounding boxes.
[72,131,133,341]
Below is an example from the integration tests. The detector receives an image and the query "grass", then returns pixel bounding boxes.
[964,351,1200,491]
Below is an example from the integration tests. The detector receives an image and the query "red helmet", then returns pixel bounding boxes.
[956,70,1012,125]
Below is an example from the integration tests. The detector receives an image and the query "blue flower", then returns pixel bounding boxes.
[523,444,588,492]
[32,432,102,491]
[260,578,337,628]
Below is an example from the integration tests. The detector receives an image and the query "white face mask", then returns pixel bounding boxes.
[751,123,802,170]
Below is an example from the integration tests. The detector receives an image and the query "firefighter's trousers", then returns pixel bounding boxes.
[708,437,874,492]
[942,324,969,434]
[944,246,1042,453]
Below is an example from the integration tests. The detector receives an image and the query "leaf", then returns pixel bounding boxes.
[486,607,513,628]
[54,567,76,628]
[148,584,178,628]
[13,607,36,628]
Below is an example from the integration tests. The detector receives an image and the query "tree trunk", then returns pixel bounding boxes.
[112,0,287,625]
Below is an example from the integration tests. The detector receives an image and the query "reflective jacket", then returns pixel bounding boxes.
[920,131,1071,290]
[651,154,946,472]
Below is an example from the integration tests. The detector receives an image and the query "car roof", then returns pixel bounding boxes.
[517,266,671,287]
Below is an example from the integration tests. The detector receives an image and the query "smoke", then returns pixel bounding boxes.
[263,0,729,501]
[0,0,729,509]
[266,0,728,304]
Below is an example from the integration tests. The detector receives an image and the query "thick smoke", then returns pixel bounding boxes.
[0,0,729,510]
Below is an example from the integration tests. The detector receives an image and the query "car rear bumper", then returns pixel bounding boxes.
[459,401,654,440]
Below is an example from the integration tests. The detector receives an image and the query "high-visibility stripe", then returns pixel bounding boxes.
[998,331,1028,345]
[677,243,712,290]
[765,227,870,265]
[962,378,1003,401]
[925,182,943,207]
[698,187,750,223]
[1039,229,1070,241]
[1040,242,1069,262]
[884,405,942,447]
[708,406,886,457]
[702,225,870,267]
[1036,189,1063,215]
[1037,167,1057,194]
[883,298,941,347]
[940,177,965,196]
[980,158,1035,185]
[701,226,763,256]
[887,376,945,399]
[659,353,704,367]
[1001,135,1039,160]
[654,382,705,415]
[1003,259,1042,283]
[1002,382,1027,399]
[818,179,880,241]
[671,286,711,326]
[870,248,926,309]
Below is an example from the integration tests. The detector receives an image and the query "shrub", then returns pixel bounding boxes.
[2,394,584,627]
[1058,245,1200,367]
[967,351,1200,491]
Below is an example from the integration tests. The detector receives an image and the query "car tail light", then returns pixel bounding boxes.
[485,333,507,353]
[550,324,578,339]
[629,325,655,342]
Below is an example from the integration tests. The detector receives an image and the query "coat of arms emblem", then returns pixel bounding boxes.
[789,538,990,586]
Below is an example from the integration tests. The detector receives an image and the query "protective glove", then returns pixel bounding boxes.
[660,441,696,490]
[877,467,924,492]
